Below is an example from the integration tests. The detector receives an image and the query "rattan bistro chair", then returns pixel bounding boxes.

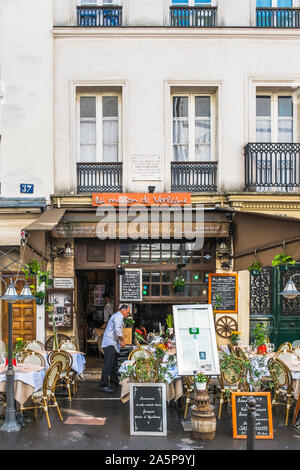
[218,356,245,419]
[277,342,293,352]
[45,334,69,351]
[48,350,75,402]
[268,357,294,426]
[181,376,195,420]
[25,340,45,351]
[59,339,79,352]
[18,351,46,368]
[20,361,63,429]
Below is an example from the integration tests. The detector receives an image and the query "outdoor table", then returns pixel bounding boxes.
[34,350,86,376]
[0,363,45,406]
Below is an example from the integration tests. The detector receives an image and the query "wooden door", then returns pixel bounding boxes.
[2,301,36,345]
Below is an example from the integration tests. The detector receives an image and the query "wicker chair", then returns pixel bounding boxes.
[292,340,300,349]
[181,376,195,420]
[20,361,64,429]
[18,351,46,368]
[45,334,70,351]
[59,339,79,352]
[48,350,75,402]
[218,356,245,419]
[277,342,293,352]
[275,350,298,365]
[25,340,45,351]
[128,348,152,361]
[268,357,294,426]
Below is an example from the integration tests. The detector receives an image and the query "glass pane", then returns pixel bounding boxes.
[256,0,272,6]
[256,119,271,142]
[80,97,96,118]
[173,97,188,118]
[256,96,271,117]
[142,271,150,282]
[151,252,161,263]
[151,243,160,250]
[140,252,150,263]
[195,97,210,118]
[162,285,170,296]
[80,145,96,162]
[183,285,191,297]
[195,120,211,144]
[278,119,293,142]
[173,145,189,162]
[151,284,160,296]
[195,144,211,161]
[151,272,160,282]
[173,121,189,144]
[80,122,96,145]
[162,271,171,282]
[195,0,212,3]
[103,120,118,144]
[141,243,150,251]
[103,96,118,118]
[172,0,188,3]
[192,272,201,282]
[278,97,293,117]
[103,145,118,162]
[277,0,292,6]
[192,285,202,297]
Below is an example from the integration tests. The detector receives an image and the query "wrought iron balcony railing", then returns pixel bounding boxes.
[77,6,122,27]
[256,8,300,28]
[170,6,217,27]
[77,162,123,193]
[171,161,217,192]
[245,143,300,192]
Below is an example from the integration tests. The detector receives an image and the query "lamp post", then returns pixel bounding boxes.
[0,277,36,432]
[279,274,300,299]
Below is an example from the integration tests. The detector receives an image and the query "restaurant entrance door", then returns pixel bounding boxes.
[276,265,300,347]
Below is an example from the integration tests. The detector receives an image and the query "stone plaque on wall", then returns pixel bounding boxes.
[131,155,162,181]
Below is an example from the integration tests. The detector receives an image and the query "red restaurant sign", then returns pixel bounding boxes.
[92,193,192,207]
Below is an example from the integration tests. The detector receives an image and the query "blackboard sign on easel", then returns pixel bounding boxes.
[130,383,167,436]
[120,269,142,302]
[208,273,238,313]
[231,392,273,439]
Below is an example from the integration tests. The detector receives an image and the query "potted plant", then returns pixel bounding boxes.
[38,270,53,288]
[253,322,268,354]
[230,330,242,346]
[248,261,262,276]
[194,372,207,391]
[23,258,41,278]
[166,314,174,336]
[173,275,185,293]
[272,253,295,271]
[34,290,46,305]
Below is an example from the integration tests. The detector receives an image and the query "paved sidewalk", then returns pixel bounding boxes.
[0,381,299,451]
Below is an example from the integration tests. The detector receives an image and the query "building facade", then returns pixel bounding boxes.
[1,0,300,351]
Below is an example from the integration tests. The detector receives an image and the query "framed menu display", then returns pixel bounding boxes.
[208,273,238,313]
[120,269,142,302]
[231,392,273,440]
[173,304,220,376]
[46,289,73,329]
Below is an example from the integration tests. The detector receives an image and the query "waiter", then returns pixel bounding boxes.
[100,304,130,393]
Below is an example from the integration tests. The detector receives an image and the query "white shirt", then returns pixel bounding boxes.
[101,311,124,353]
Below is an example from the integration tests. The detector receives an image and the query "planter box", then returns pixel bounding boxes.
[123,328,132,345]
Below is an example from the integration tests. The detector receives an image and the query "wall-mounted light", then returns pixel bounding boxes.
[65,243,73,256]
[280,276,300,299]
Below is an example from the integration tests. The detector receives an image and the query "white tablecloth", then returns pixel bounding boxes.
[0,364,45,391]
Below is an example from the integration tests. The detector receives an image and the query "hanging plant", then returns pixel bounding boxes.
[272,253,295,269]
[23,258,41,278]
[173,275,185,292]
[247,261,262,276]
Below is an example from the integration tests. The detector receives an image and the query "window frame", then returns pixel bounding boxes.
[256,91,297,143]
[78,0,122,6]
[77,92,122,163]
[171,92,216,162]
[256,0,294,7]
[170,0,214,6]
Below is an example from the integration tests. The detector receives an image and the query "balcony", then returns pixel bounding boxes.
[245,143,300,192]
[256,8,300,28]
[170,6,217,28]
[171,161,217,192]
[77,6,122,27]
[77,162,123,193]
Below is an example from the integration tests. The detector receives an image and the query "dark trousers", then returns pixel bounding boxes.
[101,345,119,387]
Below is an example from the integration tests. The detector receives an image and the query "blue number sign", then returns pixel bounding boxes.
[20,184,34,194]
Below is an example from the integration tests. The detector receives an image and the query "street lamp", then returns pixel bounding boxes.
[0,277,36,432]
[279,274,300,300]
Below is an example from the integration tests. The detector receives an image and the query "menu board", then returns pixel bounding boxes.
[120,269,142,302]
[173,304,220,376]
[208,273,238,313]
[231,392,273,439]
[117,346,134,371]
[130,383,167,436]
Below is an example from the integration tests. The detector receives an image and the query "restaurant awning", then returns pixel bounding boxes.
[0,215,39,246]
[24,208,66,231]
[233,211,300,271]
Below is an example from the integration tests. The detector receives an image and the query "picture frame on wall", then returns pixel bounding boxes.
[46,289,74,329]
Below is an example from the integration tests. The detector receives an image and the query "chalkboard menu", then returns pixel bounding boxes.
[208,273,238,313]
[130,383,167,436]
[120,269,142,302]
[231,392,273,439]
[117,346,133,371]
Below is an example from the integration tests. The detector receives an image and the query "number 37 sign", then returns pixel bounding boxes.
[20,184,34,194]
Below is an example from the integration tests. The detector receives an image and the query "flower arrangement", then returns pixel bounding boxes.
[230,330,242,345]
[120,352,175,384]
[13,337,26,357]
[134,328,148,345]
[194,372,207,383]
[172,275,185,291]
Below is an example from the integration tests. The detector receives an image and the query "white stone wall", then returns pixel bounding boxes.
[0,0,54,200]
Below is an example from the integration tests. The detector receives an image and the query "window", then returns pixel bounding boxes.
[172,0,212,5]
[256,0,293,6]
[78,93,121,163]
[256,94,294,143]
[172,94,214,162]
[79,1,121,5]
